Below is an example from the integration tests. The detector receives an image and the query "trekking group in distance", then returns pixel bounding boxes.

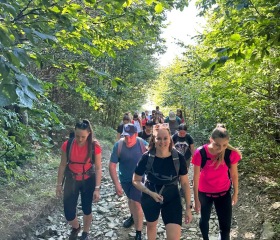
[56,106,242,240]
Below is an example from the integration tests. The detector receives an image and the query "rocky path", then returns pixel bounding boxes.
[25,148,239,240]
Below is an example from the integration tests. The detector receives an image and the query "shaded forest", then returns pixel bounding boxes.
[0,0,279,237]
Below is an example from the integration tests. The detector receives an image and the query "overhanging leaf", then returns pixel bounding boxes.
[16,87,33,108]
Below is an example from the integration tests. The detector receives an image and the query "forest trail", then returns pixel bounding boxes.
[1,143,273,240]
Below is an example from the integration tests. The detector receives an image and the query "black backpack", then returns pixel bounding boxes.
[199,146,231,178]
[145,148,180,185]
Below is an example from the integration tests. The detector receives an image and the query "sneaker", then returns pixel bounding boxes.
[123,215,134,228]
[79,232,89,240]
[135,232,142,240]
[69,224,81,240]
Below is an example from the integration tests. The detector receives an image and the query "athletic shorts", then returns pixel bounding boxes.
[121,182,142,203]
[141,182,182,225]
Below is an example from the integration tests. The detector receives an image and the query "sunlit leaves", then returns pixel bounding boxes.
[155,3,164,13]
[230,33,241,41]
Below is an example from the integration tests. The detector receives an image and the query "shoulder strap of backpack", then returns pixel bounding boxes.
[117,138,125,159]
[199,146,210,169]
[171,148,180,176]
[224,148,231,169]
[66,137,75,164]
[137,137,147,154]
[146,149,156,173]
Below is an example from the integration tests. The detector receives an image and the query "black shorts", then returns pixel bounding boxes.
[141,182,182,225]
[63,175,95,221]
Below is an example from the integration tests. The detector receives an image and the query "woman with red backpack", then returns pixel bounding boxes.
[56,119,102,240]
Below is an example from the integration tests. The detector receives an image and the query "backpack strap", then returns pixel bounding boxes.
[137,137,147,154]
[145,149,180,184]
[171,148,180,176]
[199,146,231,170]
[66,137,75,164]
[117,138,125,159]
[199,146,210,169]
[118,137,146,160]
[146,149,156,173]
[224,148,231,169]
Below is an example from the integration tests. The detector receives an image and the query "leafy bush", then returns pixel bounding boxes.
[93,125,116,145]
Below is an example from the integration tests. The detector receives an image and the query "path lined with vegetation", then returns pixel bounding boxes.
[0,0,279,238]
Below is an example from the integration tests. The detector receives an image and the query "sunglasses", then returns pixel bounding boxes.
[75,121,89,130]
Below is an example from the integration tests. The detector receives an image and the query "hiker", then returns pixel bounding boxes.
[56,119,102,240]
[109,123,148,240]
[133,124,193,240]
[141,112,148,131]
[133,113,143,133]
[116,114,131,141]
[145,110,151,120]
[151,111,164,125]
[164,111,182,135]
[176,109,185,123]
[172,123,194,170]
[138,120,153,143]
[192,124,242,240]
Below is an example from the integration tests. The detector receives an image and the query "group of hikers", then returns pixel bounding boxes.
[56,107,242,240]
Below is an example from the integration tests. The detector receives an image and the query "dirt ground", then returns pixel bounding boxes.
[0,144,279,240]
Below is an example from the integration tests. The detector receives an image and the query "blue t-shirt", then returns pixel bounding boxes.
[110,138,148,183]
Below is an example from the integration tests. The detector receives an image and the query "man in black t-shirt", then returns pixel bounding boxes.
[138,120,153,143]
[172,124,194,169]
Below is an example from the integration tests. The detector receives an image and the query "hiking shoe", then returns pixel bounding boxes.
[135,232,142,240]
[123,215,134,228]
[69,224,81,240]
[79,232,89,240]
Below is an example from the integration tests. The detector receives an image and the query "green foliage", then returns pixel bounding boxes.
[93,125,116,145]
[197,0,280,69]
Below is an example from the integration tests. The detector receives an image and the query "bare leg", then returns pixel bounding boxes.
[68,217,79,229]
[129,199,143,231]
[83,213,93,233]
[146,220,158,240]
[165,223,181,240]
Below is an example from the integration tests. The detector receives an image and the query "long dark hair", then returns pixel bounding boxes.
[75,119,93,159]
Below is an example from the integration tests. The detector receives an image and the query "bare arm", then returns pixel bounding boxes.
[180,174,193,224]
[230,163,239,205]
[93,152,102,202]
[109,162,123,196]
[116,133,121,141]
[132,173,163,203]
[193,165,201,213]
[56,150,67,197]
[190,143,195,157]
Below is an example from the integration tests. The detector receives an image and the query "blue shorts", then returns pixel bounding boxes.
[121,182,142,203]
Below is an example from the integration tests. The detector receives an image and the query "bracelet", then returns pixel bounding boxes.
[56,184,62,186]
[95,185,100,189]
